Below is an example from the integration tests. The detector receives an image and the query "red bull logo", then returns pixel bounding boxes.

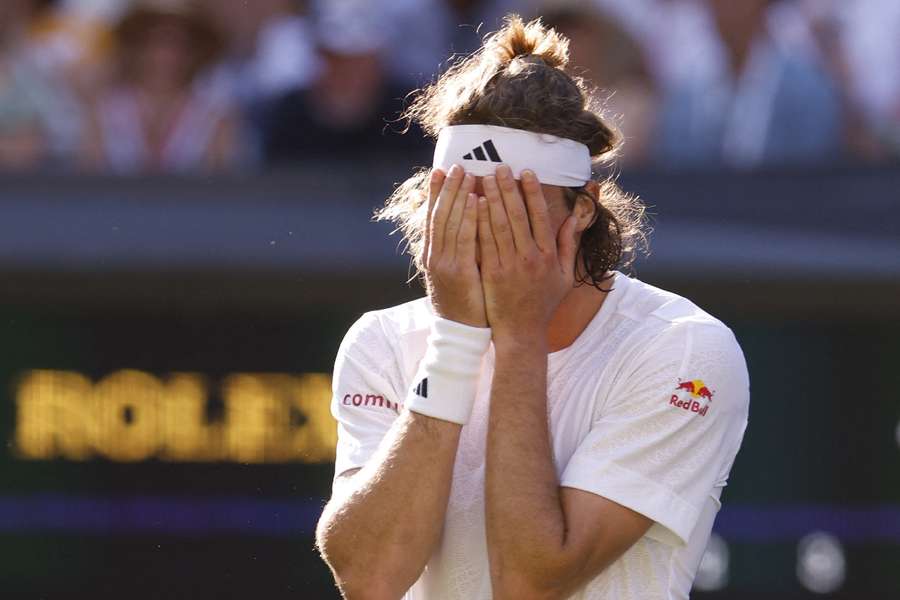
[670,379,714,416]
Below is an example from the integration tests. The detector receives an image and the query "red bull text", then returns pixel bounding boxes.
[671,379,714,417]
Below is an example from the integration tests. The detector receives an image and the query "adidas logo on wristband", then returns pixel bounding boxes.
[405,317,491,425]
[413,378,429,398]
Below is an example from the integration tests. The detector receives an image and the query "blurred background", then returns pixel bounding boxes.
[0,0,898,598]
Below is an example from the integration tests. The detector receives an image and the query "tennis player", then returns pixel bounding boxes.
[316,16,749,600]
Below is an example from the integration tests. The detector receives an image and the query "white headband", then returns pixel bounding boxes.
[432,124,591,187]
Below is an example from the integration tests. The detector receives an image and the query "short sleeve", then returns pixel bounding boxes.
[331,312,404,482]
[560,321,750,546]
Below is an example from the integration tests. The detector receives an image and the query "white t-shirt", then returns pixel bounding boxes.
[330,271,750,599]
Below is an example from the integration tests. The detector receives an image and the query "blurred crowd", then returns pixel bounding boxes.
[0,0,898,174]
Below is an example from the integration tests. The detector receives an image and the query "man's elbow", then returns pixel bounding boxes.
[320,555,411,600]
[315,519,362,596]
[314,511,342,574]
[317,538,387,599]
[329,571,404,600]
[491,574,566,600]
[316,517,414,600]
[490,557,589,600]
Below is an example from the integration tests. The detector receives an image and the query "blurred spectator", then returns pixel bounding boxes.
[0,0,85,171]
[261,1,429,164]
[587,0,663,43]
[27,0,116,79]
[4,0,891,174]
[80,0,242,173]
[803,0,900,161]
[201,0,319,125]
[58,0,130,22]
[542,3,658,166]
[653,0,844,169]
[379,0,540,89]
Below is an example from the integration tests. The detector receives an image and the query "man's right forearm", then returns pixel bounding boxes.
[319,165,485,598]
[316,409,462,599]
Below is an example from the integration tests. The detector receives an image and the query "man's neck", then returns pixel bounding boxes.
[546,276,610,353]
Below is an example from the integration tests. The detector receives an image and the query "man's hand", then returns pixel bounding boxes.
[477,165,578,341]
[479,165,652,597]
[425,165,485,327]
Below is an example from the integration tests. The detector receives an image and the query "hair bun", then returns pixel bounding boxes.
[484,15,569,69]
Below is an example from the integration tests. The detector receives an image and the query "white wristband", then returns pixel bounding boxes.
[406,317,492,424]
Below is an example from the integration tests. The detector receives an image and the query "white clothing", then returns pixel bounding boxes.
[203,15,320,108]
[376,0,541,87]
[330,272,750,599]
[96,88,230,174]
[648,0,838,167]
[816,0,900,128]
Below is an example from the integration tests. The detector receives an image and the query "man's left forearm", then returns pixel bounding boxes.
[485,335,569,595]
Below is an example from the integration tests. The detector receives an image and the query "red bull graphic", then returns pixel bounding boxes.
[670,379,714,416]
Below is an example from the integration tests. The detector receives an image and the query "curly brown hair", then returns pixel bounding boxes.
[375,14,648,289]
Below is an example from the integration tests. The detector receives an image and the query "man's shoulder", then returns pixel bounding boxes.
[361,296,432,336]
[340,297,432,356]
[615,273,728,333]
[614,276,745,380]
[605,276,748,413]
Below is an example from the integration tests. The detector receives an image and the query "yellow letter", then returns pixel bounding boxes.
[93,370,162,462]
[161,373,222,462]
[288,373,336,463]
[222,374,274,463]
[15,370,93,460]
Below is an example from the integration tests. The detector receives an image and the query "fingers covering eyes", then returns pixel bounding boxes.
[430,166,463,259]
[483,175,515,263]
[444,174,475,259]
[477,195,499,268]
[495,168,533,252]
[425,169,445,262]
[521,170,554,252]
[457,193,478,266]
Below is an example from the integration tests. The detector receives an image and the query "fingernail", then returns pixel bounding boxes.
[484,175,496,187]
[449,164,462,177]
[522,169,535,181]
[431,169,443,183]
[497,164,511,179]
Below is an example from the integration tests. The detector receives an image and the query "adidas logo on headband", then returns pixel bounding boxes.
[462,139,502,163]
